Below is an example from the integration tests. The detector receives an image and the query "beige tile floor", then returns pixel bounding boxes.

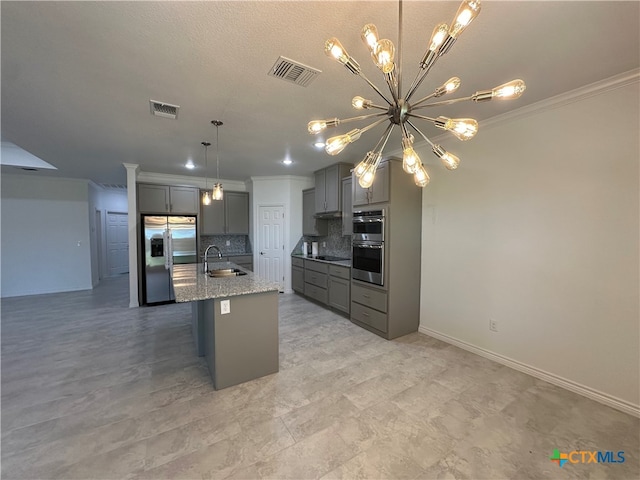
[1,275,638,479]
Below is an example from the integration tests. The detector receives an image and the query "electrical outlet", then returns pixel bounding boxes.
[220,300,230,315]
[322,241,326,247]
[226,240,230,246]
[489,318,498,332]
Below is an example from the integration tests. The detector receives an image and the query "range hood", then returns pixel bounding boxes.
[314,211,343,219]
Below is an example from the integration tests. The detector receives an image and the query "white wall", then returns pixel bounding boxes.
[250,175,314,293]
[419,73,639,412]
[1,174,93,297]
[88,183,128,286]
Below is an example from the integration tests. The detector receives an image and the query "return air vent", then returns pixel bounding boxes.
[269,56,321,87]
[149,100,179,119]
[100,184,127,190]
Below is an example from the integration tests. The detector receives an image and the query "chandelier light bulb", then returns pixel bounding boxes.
[202,190,212,205]
[492,79,526,99]
[324,128,361,155]
[325,37,348,63]
[308,118,339,134]
[414,163,431,187]
[352,96,372,110]
[401,135,419,173]
[212,183,223,201]
[435,116,478,141]
[449,0,482,39]
[373,39,396,73]
[433,144,460,170]
[361,24,379,53]
[430,23,449,52]
[358,163,377,188]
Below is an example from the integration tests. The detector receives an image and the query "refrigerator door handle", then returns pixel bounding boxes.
[163,229,171,270]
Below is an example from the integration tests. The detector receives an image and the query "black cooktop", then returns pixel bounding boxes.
[310,255,350,262]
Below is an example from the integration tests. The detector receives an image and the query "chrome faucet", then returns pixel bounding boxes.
[203,244,222,273]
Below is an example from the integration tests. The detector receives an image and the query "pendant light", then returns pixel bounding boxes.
[211,120,223,201]
[201,141,212,205]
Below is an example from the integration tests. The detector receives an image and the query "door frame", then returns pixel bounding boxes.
[255,203,286,292]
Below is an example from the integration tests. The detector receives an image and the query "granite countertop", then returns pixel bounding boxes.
[291,254,351,267]
[172,262,279,303]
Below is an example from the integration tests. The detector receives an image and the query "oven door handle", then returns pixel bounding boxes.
[352,217,383,223]
[353,243,383,249]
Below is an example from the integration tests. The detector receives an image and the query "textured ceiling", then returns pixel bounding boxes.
[2,1,639,185]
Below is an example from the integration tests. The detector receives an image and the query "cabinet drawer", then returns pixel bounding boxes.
[304,270,328,289]
[351,302,387,333]
[329,265,350,280]
[292,257,305,268]
[304,283,328,304]
[304,260,329,274]
[352,283,387,312]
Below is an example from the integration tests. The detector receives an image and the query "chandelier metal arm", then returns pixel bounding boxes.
[412,95,472,109]
[360,117,391,136]
[410,91,439,108]
[406,113,439,122]
[358,71,393,105]
[406,119,436,149]
[404,61,438,102]
[338,112,389,126]
[385,72,400,105]
[375,122,395,153]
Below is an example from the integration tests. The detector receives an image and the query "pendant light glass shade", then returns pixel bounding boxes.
[212,183,223,201]
[211,120,224,201]
[201,141,212,206]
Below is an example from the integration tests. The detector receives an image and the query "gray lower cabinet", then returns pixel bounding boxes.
[351,281,388,333]
[229,255,253,272]
[292,257,350,314]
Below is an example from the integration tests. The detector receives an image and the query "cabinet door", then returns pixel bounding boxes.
[314,170,326,213]
[200,194,225,235]
[292,266,304,293]
[324,164,341,212]
[352,174,369,207]
[303,189,327,236]
[138,184,170,213]
[329,276,350,314]
[225,192,249,234]
[169,186,199,214]
[369,162,390,204]
[342,177,352,236]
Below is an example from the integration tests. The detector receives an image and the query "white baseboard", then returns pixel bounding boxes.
[418,325,640,418]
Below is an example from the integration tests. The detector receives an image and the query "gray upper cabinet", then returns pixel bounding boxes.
[314,163,353,214]
[342,176,352,236]
[303,188,328,236]
[201,191,249,235]
[352,161,390,207]
[138,184,199,214]
[225,191,250,235]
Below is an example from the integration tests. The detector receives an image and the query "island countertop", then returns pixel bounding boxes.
[172,262,280,302]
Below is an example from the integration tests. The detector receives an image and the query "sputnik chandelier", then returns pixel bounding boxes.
[308,0,526,189]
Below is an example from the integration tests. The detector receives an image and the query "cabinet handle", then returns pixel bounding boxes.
[362,294,370,298]
[166,203,169,211]
[362,312,370,317]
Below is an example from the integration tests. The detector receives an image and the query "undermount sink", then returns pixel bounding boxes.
[208,268,247,278]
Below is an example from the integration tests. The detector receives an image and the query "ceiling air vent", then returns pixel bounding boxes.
[269,56,321,87]
[149,100,179,119]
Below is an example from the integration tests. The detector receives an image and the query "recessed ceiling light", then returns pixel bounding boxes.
[282,159,293,166]
[185,159,195,169]
[314,142,325,148]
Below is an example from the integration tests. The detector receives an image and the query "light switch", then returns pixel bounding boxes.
[220,299,230,314]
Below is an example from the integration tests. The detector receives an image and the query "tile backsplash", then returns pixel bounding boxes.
[293,218,351,258]
[199,235,251,256]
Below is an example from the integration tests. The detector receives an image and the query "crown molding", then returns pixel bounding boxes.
[248,175,314,183]
[137,170,248,191]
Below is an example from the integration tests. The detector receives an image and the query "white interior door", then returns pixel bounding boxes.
[257,205,285,291]
[106,212,129,276]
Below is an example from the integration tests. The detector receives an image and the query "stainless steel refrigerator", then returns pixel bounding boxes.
[142,215,197,305]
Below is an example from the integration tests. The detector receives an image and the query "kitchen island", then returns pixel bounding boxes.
[172,262,279,390]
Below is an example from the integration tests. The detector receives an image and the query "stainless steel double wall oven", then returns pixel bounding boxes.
[352,209,385,286]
